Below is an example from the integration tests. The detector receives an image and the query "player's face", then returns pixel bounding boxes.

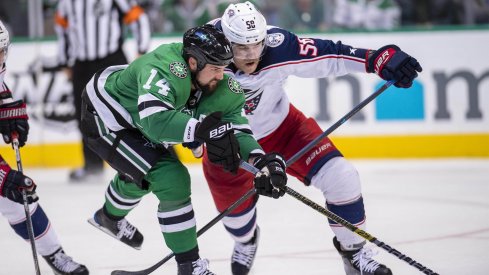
[196,64,226,93]
[232,41,264,74]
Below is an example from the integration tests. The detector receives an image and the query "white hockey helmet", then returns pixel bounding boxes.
[0,20,9,64]
[221,1,267,45]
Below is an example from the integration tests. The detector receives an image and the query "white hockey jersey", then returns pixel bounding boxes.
[212,20,370,139]
[0,63,12,101]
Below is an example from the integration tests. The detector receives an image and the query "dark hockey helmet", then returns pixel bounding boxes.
[183,24,233,71]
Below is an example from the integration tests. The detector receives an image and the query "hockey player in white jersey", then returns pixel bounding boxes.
[0,20,89,275]
[197,2,422,275]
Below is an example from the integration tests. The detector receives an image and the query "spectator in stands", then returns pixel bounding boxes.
[463,0,489,24]
[278,0,329,31]
[160,0,213,33]
[333,0,400,30]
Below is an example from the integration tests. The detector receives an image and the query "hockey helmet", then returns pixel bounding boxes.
[0,20,10,63]
[183,24,233,71]
[221,1,267,59]
[221,1,267,45]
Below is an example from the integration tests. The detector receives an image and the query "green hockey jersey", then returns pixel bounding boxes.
[85,42,262,160]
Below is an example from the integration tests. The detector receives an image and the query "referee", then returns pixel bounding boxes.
[54,0,151,182]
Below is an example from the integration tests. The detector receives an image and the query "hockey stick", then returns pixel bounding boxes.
[112,80,395,274]
[12,132,41,275]
[240,162,439,275]
[111,164,258,275]
[287,80,394,165]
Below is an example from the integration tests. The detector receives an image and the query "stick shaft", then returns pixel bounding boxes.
[240,162,439,275]
[12,136,41,275]
[112,80,395,274]
[287,80,394,165]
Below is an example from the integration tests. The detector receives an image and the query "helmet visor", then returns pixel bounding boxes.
[231,41,265,60]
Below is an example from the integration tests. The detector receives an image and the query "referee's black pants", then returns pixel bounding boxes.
[72,49,128,171]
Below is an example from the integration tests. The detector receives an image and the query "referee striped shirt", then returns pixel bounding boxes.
[54,0,151,66]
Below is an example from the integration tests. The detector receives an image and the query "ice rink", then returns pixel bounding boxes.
[1,159,488,275]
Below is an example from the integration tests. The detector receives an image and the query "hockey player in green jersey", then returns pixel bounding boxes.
[81,25,287,274]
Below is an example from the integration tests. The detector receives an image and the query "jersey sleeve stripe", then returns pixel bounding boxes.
[253,54,365,75]
[86,65,134,131]
[139,106,168,120]
[137,93,175,109]
[137,93,174,119]
[233,124,253,134]
[137,100,173,111]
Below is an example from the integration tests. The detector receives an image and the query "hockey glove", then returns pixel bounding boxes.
[367,45,422,88]
[253,153,287,199]
[0,100,29,147]
[194,112,240,174]
[0,157,38,204]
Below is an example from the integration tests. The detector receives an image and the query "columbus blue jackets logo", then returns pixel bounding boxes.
[265,33,284,48]
[169,62,188,78]
[243,88,262,115]
[228,78,243,94]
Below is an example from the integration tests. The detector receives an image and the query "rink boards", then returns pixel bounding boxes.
[0,28,488,166]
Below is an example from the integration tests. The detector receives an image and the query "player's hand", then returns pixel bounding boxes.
[253,153,287,199]
[182,141,204,158]
[367,45,422,88]
[0,100,29,147]
[0,159,38,204]
[194,112,240,173]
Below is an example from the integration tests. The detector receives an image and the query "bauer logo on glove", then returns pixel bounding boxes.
[374,49,395,75]
[209,122,233,139]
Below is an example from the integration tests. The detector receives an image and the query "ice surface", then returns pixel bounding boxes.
[1,159,488,275]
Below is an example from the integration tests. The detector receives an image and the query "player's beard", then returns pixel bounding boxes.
[199,78,219,94]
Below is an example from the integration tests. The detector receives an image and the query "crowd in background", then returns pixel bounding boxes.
[1,0,489,38]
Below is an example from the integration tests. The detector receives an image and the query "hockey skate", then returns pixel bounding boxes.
[231,226,260,275]
[87,208,143,250]
[178,258,216,275]
[333,237,392,275]
[43,248,89,275]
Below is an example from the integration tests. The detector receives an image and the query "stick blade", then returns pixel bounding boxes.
[111,270,143,275]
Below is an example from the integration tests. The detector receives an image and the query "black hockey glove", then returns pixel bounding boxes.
[194,112,240,174]
[0,100,29,147]
[253,153,287,199]
[0,158,38,204]
[367,45,422,88]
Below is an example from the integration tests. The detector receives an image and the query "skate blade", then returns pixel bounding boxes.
[87,218,142,250]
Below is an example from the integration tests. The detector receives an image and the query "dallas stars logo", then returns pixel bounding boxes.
[228,78,243,94]
[169,62,188,79]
